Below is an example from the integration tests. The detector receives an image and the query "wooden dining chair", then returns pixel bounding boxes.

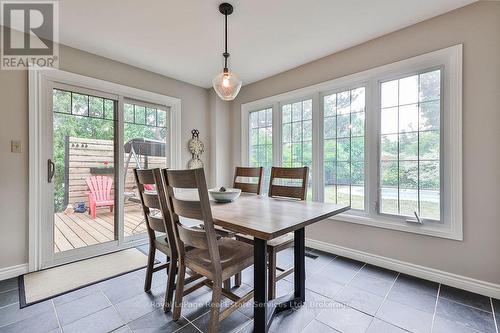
[134,168,177,311]
[162,168,254,333]
[235,166,308,299]
[268,166,309,201]
[233,166,263,194]
[134,168,203,312]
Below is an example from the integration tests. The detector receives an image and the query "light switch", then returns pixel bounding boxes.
[11,140,22,153]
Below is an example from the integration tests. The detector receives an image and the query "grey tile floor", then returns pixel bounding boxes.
[0,247,498,333]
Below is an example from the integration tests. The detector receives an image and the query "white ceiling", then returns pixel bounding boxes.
[51,0,476,88]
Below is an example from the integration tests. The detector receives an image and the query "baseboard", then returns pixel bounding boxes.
[306,238,500,299]
[0,263,29,281]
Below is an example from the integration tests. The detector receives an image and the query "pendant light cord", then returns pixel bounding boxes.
[223,11,229,69]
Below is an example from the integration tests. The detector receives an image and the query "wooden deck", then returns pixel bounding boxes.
[54,204,147,253]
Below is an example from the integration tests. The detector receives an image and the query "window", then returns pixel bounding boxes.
[123,102,168,144]
[241,45,462,239]
[380,70,441,220]
[323,88,365,209]
[281,99,312,199]
[249,108,273,191]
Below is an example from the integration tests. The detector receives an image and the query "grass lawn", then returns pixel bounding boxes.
[324,186,439,220]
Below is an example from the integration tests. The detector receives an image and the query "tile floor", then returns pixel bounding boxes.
[0,247,498,333]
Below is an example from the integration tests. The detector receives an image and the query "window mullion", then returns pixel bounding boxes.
[272,102,281,168]
[367,79,379,218]
[312,92,322,202]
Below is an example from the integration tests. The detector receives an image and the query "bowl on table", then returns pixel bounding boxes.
[208,187,241,203]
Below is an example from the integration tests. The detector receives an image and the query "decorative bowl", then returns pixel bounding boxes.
[208,187,241,203]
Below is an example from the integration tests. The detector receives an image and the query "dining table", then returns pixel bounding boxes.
[210,193,350,332]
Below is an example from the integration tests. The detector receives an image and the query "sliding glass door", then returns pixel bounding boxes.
[42,81,172,268]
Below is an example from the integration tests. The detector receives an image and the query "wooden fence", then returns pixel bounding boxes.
[65,136,166,206]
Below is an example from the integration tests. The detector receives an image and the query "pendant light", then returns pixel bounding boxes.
[212,3,242,101]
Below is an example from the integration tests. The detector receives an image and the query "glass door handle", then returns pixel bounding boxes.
[48,159,55,183]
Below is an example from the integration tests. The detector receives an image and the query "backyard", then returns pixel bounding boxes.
[52,89,168,252]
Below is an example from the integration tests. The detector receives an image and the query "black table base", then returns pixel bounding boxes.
[254,228,306,332]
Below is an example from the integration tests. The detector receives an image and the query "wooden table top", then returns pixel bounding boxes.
[210,194,350,240]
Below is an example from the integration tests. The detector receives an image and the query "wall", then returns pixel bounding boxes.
[0,38,211,270]
[208,89,234,187]
[231,2,500,285]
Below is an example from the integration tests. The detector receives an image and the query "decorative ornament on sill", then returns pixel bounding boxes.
[188,129,204,169]
[212,2,242,101]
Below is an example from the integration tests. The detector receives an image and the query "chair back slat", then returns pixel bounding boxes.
[135,169,156,185]
[233,166,263,195]
[233,182,260,194]
[177,224,209,249]
[165,169,199,188]
[269,185,305,199]
[147,214,166,233]
[271,167,306,179]
[162,168,221,271]
[170,197,204,220]
[268,166,308,200]
[142,191,161,210]
[235,166,262,177]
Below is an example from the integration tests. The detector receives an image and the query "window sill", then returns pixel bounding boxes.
[326,212,463,241]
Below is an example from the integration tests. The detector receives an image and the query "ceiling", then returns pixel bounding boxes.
[48,0,476,87]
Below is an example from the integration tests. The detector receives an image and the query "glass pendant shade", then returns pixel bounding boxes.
[212,70,242,101]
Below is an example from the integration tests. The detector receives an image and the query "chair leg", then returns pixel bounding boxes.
[268,249,277,300]
[223,279,231,292]
[90,203,96,219]
[208,281,222,333]
[234,272,241,287]
[164,258,177,312]
[172,262,186,321]
[92,204,97,219]
[144,244,156,292]
[109,206,113,213]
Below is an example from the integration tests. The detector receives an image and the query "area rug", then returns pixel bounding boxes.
[19,248,149,307]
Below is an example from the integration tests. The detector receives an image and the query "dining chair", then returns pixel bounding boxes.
[232,166,263,194]
[134,168,177,311]
[134,168,203,312]
[162,168,254,333]
[235,166,308,299]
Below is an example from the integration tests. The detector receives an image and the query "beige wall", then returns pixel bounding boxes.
[0,41,212,269]
[231,2,500,284]
[208,89,234,188]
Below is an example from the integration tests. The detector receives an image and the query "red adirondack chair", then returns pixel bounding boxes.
[86,176,114,219]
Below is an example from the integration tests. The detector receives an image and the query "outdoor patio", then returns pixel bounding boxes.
[54,204,147,253]
[52,135,166,253]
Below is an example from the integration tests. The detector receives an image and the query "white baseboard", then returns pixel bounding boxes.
[0,263,28,282]
[306,238,500,299]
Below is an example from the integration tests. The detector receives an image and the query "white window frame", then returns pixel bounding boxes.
[279,96,315,199]
[29,66,182,270]
[241,45,462,240]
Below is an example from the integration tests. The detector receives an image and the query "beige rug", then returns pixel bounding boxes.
[20,248,148,307]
